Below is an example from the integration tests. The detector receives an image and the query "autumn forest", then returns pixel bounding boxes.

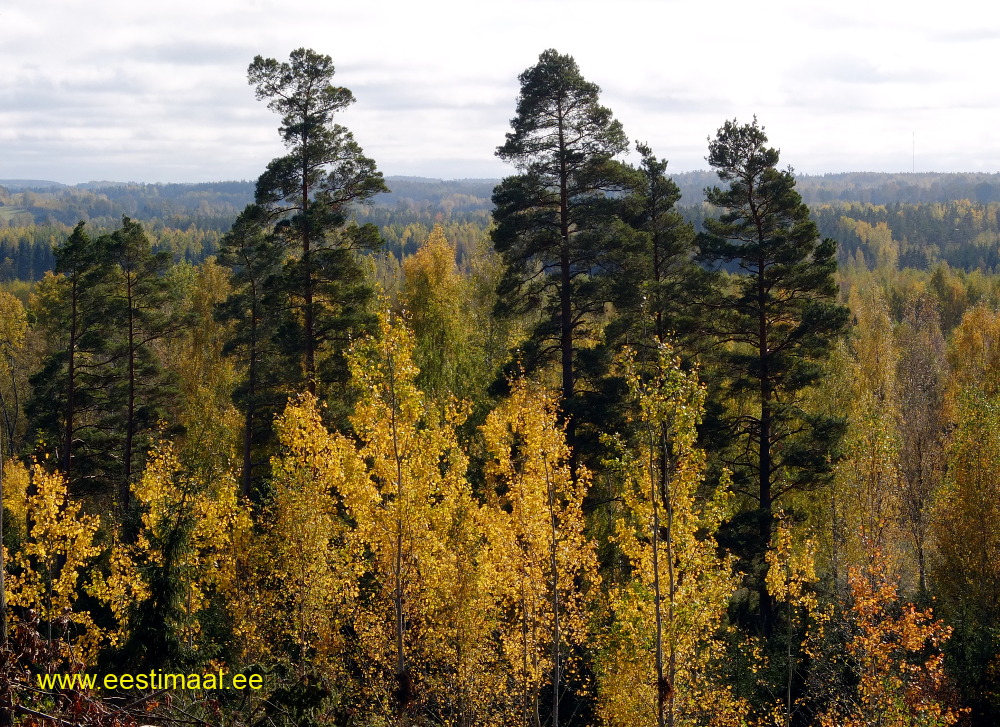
[1,47,1000,726]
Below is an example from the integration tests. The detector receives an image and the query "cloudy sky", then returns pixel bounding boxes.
[2,0,999,184]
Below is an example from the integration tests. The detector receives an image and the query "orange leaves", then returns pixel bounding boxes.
[819,554,963,727]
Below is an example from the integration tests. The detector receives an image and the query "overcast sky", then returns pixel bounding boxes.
[2,0,999,184]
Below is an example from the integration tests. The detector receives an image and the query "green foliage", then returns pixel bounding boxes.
[491,49,636,474]
[12,48,1000,727]
[245,47,388,408]
[26,218,181,503]
[932,389,1000,721]
[699,118,849,585]
[215,205,287,498]
[597,344,745,727]
[695,120,850,724]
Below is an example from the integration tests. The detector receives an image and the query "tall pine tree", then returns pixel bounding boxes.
[491,49,635,474]
[697,118,849,635]
[247,48,387,404]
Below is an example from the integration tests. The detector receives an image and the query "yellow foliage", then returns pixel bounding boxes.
[127,441,251,654]
[2,456,30,534]
[597,345,745,727]
[481,377,599,724]
[834,285,906,578]
[931,388,1000,629]
[6,464,103,663]
[264,392,371,668]
[947,304,1000,402]
[765,516,818,614]
[400,224,473,402]
[348,309,505,722]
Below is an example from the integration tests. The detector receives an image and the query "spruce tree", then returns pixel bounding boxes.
[608,142,703,355]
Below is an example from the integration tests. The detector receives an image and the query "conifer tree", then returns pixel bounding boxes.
[698,118,849,634]
[115,441,248,668]
[491,49,635,471]
[27,224,113,490]
[216,205,287,498]
[247,48,388,404]
[609,143,700,353]
[28,218,179,505]
[105,216,180,505]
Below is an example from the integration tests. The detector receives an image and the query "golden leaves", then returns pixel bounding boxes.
[482,378,598,711]
[7,464,103,662]
[596,344,745,727]
[819,552,963,727]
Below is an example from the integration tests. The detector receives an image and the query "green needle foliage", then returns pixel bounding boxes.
[491,49,635,471]
[698,117,849,635]
[246,48,388,407]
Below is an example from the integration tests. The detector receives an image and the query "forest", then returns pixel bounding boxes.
[1,47,999,727]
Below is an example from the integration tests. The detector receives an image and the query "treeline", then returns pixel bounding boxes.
[2,46,1000,727]
[813,199,1000,271]
[0,178,496,281]
[667,170,1000,207]
[9,173,1000,285]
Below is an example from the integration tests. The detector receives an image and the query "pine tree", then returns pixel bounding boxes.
[491,49,634,472]
[26,224,114,492]
[247,48,388,405]
[698,118,849,635]
[215,205,287,498]
[105,216,180,506]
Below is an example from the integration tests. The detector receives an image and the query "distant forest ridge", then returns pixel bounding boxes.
[8,170,1000,206]
[4,171,1000,281]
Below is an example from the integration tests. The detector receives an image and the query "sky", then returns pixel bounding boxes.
[2,0,1000,185]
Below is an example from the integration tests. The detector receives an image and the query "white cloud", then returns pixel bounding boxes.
[1,0,997,183]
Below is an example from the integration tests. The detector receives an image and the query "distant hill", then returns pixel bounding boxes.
[0,180,67,190]
[6,172,1000,282]
[669,171,1000,207]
